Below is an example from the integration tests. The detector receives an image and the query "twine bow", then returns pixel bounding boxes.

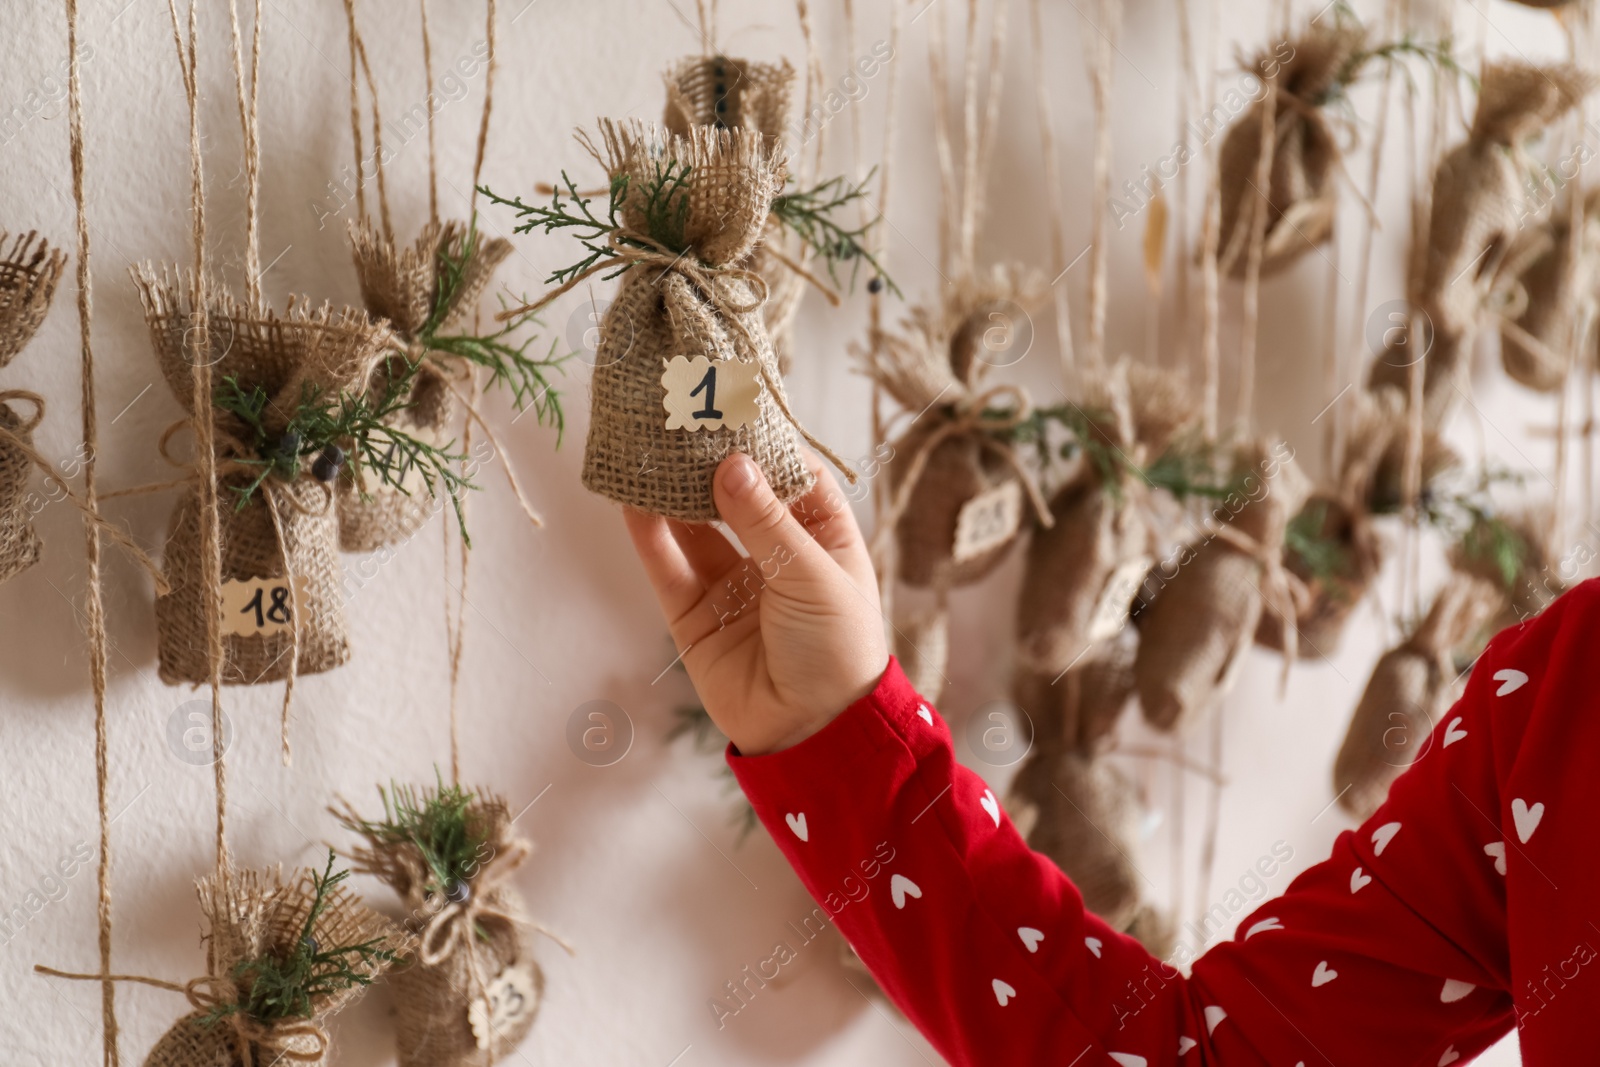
[495,228,860,485]
[415,838,532,970]
[869,382,1055,574]
[34,967,328,1067]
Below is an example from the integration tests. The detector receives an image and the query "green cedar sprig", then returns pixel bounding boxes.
[1284,498,1354,586]
[1321,33,1476,111]
[214,372,476,543]
[419,220,571,438]
[201,851,395,1027]
[337,772,489,899]
[769,169,898,296]
[1007,404,1238,503]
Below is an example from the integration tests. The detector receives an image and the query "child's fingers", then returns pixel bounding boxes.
[790,451,876,586]
[713,454,830,582]
[623,508,707,629]
[666,518,742,585]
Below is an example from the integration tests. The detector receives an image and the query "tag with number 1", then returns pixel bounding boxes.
[661,355,761,432]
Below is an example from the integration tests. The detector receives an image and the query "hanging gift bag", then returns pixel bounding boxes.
[865,265,1052,589]
[1332,577,1499,819]
[1135,440,1311,732]
[339,782,567,1067]
[137,274,391,687]
[141,859,401,1067]
[1217,23,1369,277]
[1495,193,1599,392]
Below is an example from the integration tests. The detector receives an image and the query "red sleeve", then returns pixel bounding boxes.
[727,574,1600,1067]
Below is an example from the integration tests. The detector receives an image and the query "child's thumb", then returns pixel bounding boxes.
[714,454,816,575]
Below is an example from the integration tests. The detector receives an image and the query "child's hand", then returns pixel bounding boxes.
[625,452,889,756]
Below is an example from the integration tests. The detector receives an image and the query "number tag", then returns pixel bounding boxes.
[1086,555,1152,644]
[468,963,540,1050]
[661,355,761,432]
[952,481,1023,563]
[219,576,311,637]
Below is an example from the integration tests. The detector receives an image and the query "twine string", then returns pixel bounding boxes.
[468,0,497,218]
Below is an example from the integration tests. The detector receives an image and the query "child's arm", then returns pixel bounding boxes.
[627,454,1531,1066]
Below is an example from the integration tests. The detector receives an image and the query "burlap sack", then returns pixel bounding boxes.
[1449,504,1560,635]
[1418,62,1591,340]
[143,863,401,1067]
[1135,441,1312,732]
[1333,577,1499,820]
[1015,361,1197,672]
[340,221,511,552]
[0,230,67,369]
[663,55,807,374]
[134,269,390,686]
[1013,623,1137,756]
[341,788,550,1067]
[0,398,43,584]
[1365,317,1464,431]
[1495,199,1598,391]
[1257,393,1399,656]
[1123,903,1177,960]
[1008,749,1142,931]
[1369,427,1461,516]
[580,120,814,521]
[865,264,1050,587]
[1217,24,1368,277]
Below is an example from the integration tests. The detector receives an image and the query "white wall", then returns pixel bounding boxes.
[1,0,1578,1062]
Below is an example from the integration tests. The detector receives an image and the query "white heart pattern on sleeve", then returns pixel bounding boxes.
[917,704,934,725]
[1371,822,1401,856]
[1440,979,1476,1003]
[1177,1036,1197,1055]
[1204,1006,1227,1035]
[1484,841,1507,876]
[1243,917,1283,939]
[1311,961,1338,988]
[1512,798,1544,843]
[1017,927,1044,953]
[1350,867,1372,893]
[992,978,1015,1006]
[1438,1047,1461,1066]
[980,789,1001,827]
[1443,718,1467,747]
[1085,936,1103,958]
[784,812,808,842]
[1109,1055,1147,1067]
[889,874,921,909]
[1493,668,1528,696]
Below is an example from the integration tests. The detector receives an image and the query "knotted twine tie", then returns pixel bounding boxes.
[1211,521,1312,691]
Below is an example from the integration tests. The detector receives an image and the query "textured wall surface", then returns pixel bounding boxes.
[0,0,1575,1062]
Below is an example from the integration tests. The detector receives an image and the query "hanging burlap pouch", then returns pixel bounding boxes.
[135,269,390,686]
[579,120,819,521]
[662,54,811,374]
[1135,440,1312,732]
[866,265,1051,588]
[1013,624,1137,757]
[1332,576,1499,820]
[1015,361,1198,672]
[339,220,512,552]
[1449,503,1561,635]
[0,230,67,369]
[142,863,402,1067]
[1007,749,1143,931]
[1217,24,1368,277]
[1257,393,1399,656]
[0,393,44,584]
[1494,196,1598,392]
[339,787,563,1067]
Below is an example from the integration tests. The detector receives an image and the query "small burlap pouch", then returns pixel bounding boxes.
[867,265,1051,589]
[1333,576,1499,820]
[140,863,402,1067]
[1135,440,1312,732]
[339,787,563,1067]
[1495,197,1598,392]
[0,392,44,584]
[0,230,67,369]
[1217,24,1369,278]
[1012,626,1137,757]
[135,269,391,687]
[1015,361,1198,673]
[579,120,819,521]
[1365,315,1464,431]
[1007,748,1143,931]
[1449,504,1561,635]
[1257,393,1399,657]
[662,55,810,374]
[1369,426,1461,517]
[340,220,512,552]
[1418,62,1591,340]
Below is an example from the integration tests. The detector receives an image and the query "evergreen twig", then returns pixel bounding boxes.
[1006,404,1237,503]
[769,169,898,296]
[337,772,489,898]
[201,851,395,1027]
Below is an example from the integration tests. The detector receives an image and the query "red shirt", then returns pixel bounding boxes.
[728,579,1600,1065]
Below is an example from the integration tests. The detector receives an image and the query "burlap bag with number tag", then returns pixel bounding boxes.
[581,120,815,521]
[662,55,810,376]
[865,265,1050,589]
[135,270,389,685]
[1257,393,1399,657]
[1332,576,1499,820]
[1449,504,1561,636]
[0,231,66,585]
[1135,440,1311,732]
[1217,23,1369,278]
[142,864,401,1067]
[1015,361,1196,673]
[339,220,511,552]
[339,788,556,1067]
[1495,193,1599,392]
